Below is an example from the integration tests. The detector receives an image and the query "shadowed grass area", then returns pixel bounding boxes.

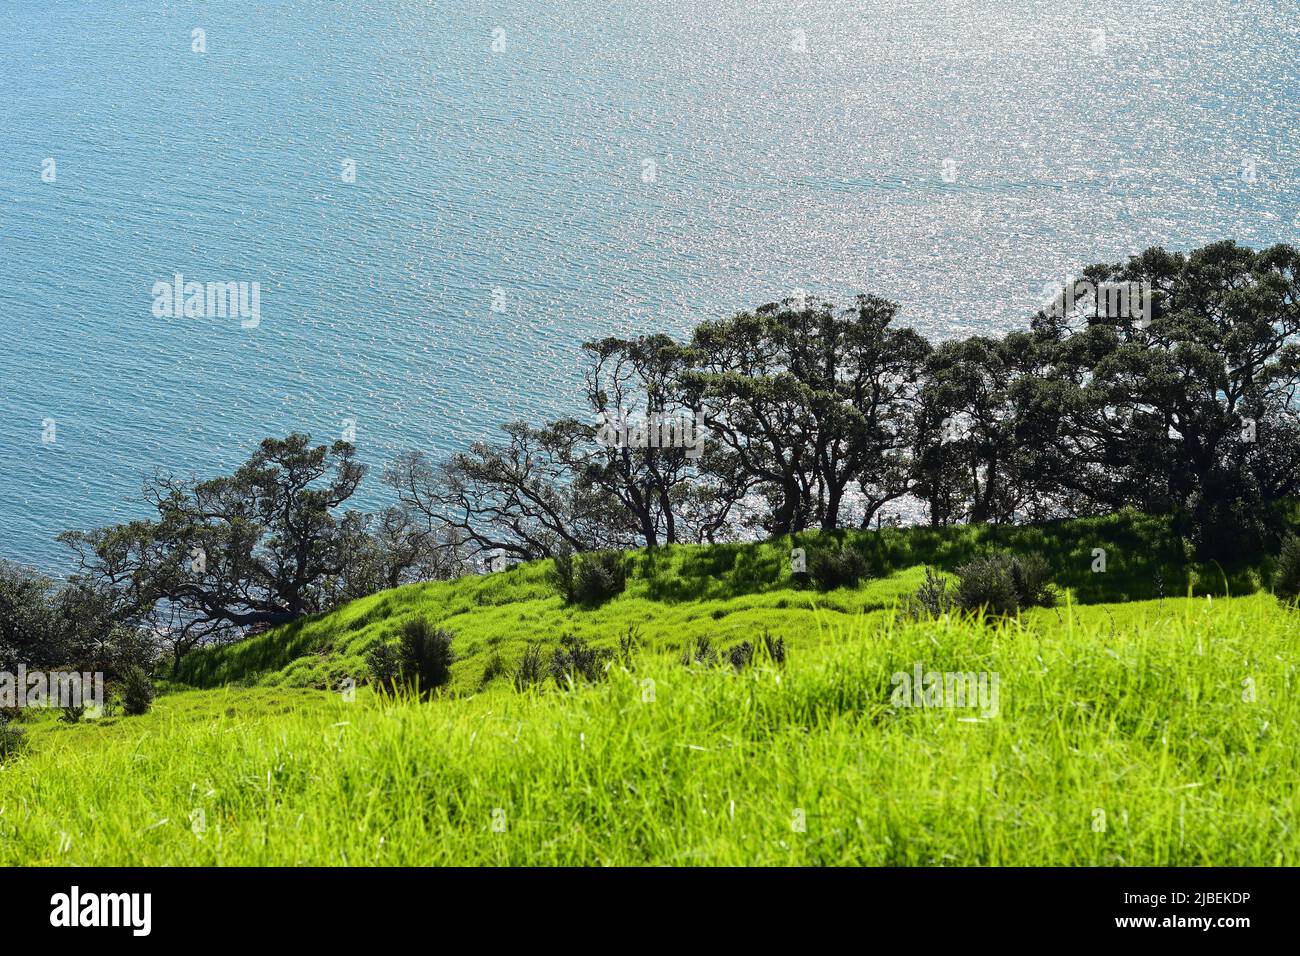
[4,593,1296,865]
[174,508,1277,693]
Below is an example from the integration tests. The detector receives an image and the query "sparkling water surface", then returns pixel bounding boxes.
[1,0,1297,570]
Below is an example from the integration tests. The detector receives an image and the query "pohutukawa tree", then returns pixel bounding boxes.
[683,305,822,535]
[683,294,930,533]
[912,332,1064,526]
[1025,241,1300,558]
[577,334,746,546]
[0,560,60,672]
[60,434,367,670]
[383,422,628,566]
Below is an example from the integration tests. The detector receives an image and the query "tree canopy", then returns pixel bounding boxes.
[13,240,1297,674]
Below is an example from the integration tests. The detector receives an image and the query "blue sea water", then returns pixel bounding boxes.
[1,0,1298,571]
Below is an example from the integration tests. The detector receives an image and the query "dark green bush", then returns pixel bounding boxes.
[549,634,609,687]
[955,551,1056,616]
[729,641,752,670]
[1185,478,1268,563]
[807,544,868,591]
[368,619,456,696]
[1009,552,1056,608]
[365,640,400,690]
[550,550,627,605]
[0,718,26,761]
[574,551,627,605]
[120,666,154,716]
[402,619,456,694]
[1274,534,1300,604]
[900,567,956,620]
[547,552,576,601]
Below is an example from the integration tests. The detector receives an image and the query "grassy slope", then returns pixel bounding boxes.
[3,594,1296,865]
[3,509,1295,865]
[175,509,1270,693]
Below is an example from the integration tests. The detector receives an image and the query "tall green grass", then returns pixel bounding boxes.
[5,593,1295,865]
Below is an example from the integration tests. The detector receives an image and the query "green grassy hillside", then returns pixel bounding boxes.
[3,509,1295,866]
[5,593,1296,865]
[176,509,1271,693]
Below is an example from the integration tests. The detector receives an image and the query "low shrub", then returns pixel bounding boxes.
[807,544,869,591]
[729,641,752,670]
[550,551,627,605]
[954,551,1056,616]
[1274,534,1300,604]
[899,567,956,620]
[0,718,26,761]
[549,634,609,687]
[398,619,456,695]
[574,551,627,605]
[365,641,401,690]
[119,666,154,716]
[368,619,456,696]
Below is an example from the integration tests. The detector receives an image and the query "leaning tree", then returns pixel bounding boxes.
[61,433,367,671]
